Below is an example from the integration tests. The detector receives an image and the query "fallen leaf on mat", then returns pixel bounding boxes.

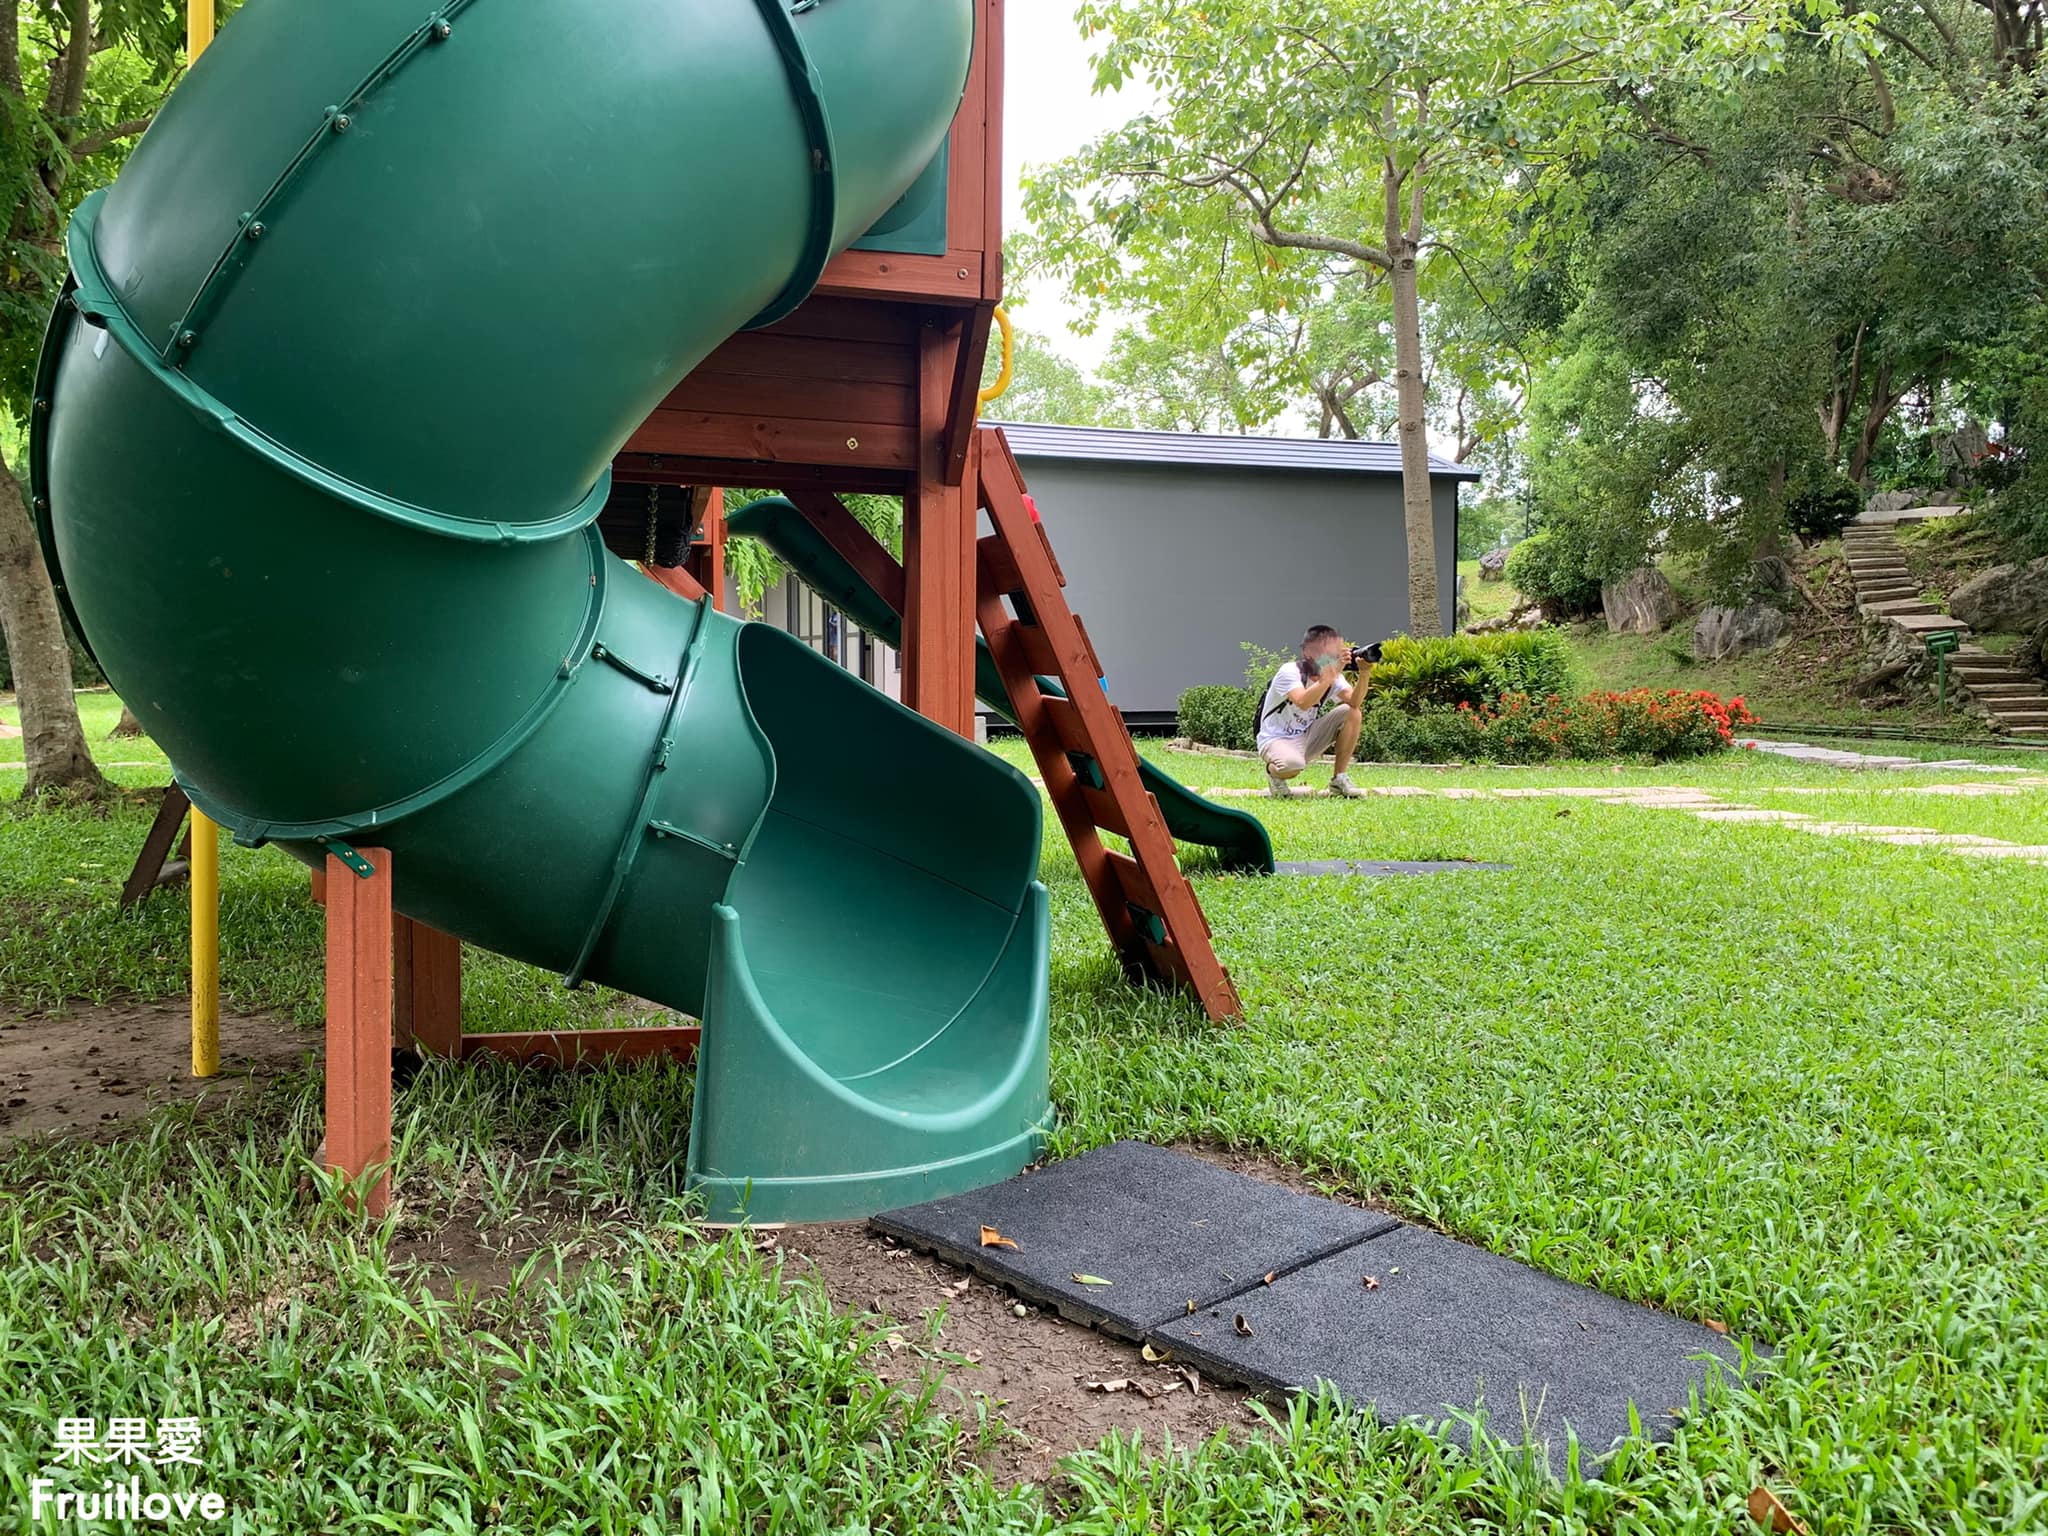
[1747,1487,1809,1535]
[1262,1271,1276,1285]
[1072,1273,1113,1287]
[1185,1299,1196,1314]
[1141,1343,1170,1363]
[979,1226,1019,1250]
[1706,1318,1729,1334]
[1233,1314,1254,1337]
[1362,1275,1380,1291]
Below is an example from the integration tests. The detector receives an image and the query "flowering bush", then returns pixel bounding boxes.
[1358,689,1759,764]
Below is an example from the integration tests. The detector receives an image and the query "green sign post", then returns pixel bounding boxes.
[1925,630,1962,710]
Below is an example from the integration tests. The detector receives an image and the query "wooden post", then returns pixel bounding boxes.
[696,486,726,612]
[393,917,462,1057]
[325,849,394,1216]
[903,316,977,735]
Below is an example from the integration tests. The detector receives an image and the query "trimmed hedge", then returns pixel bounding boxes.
[1176,684,1257,752]
[1366,630,1577,711]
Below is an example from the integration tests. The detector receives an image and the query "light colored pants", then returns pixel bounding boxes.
[1259,706,1351,774]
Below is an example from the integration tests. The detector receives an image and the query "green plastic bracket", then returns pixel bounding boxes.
[1125,903,1167,946]
[648,819,744,862]
[592,642,676,694]
[319,837,377,879]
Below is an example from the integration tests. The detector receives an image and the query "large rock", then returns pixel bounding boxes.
[1947,557,2048,633]
[1478,547,1510,582]
[1865,488,1962,515]
[1601,566,1682,635]
[1693,602,1787,661]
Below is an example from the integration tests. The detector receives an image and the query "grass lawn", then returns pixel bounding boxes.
[1457,559,1522,628]
[4,722,2046,1530]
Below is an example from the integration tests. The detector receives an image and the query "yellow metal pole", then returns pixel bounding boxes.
[187,0,219,1079]
[190,810,220,1076]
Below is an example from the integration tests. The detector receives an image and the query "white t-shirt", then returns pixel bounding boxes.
[1257,661,1352,747]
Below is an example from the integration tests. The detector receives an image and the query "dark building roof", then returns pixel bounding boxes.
[991,421,1481,481]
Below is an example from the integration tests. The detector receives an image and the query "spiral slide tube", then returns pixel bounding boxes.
[30,0,1052,1222]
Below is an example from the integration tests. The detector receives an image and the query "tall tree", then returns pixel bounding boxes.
[1,0,186,801]
[1024,0,1815,636]
[1513,0,2048,588]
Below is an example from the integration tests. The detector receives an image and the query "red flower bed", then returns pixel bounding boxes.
[1442,689,1760,762]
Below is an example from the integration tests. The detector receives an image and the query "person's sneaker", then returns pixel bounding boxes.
[1267,770,1294,798]
[1327,773,1367,798]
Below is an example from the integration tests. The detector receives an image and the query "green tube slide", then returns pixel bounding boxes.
[28,0,1052,1222]
[726,497,1277,874]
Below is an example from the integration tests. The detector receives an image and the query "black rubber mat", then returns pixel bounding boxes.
[871,1141,1396,1339]
[1154,1224,1746,1461]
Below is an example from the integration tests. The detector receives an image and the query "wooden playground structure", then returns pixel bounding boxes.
[144,0,1238,1213]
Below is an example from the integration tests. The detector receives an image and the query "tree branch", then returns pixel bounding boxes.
[1250,217,1391,271]
[71,113,156,159]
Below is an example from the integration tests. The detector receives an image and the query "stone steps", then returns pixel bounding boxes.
[1889,612,1971,637]
[1861,599,1942,617]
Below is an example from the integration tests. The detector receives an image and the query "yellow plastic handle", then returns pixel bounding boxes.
[975,306,1013,419]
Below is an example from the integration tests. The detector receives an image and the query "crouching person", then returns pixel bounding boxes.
[1256,625,1375,798]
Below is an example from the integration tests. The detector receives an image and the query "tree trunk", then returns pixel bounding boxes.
[1387,237,1442,637]
[110,705,145,738]
[1847,364,1896,487]
[0,442,106,802]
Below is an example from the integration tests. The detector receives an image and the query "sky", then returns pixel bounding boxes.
[997,6,1151,367]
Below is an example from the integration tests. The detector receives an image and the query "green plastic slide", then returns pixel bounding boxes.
[29,0,1051,1222]
[726,497,1277,874]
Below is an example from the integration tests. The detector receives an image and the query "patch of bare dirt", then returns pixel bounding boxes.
[774,1220,1259,1486]
[0,999,315,1145]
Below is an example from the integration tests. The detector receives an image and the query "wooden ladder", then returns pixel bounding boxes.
[973,427,1241,1020]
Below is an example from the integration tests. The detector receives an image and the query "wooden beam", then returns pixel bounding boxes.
[642,561,708,603]
[943,302,998,480]
[693,486,726,612]
[980,0,1006,304]
[786,490,909,616]
[612,456,911,498]
[325,849,394,1216]
[120,785,191,908]
[393,917,462,1058]
[902,314,977,735]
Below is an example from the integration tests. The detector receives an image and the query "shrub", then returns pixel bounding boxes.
[1368,630,1577,711]
[1503,528,1604,614]
[1176,684,1257,751]
[1786,475,1864,541]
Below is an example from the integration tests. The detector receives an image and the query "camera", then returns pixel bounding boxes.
[1346,641,1384,669]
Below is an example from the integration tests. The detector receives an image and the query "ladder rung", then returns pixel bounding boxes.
[975,533,1023,598]
[1104,849,1161,914]
[1037,696,1094,756]
[1079,783,1132,841]
[1006,617,1061,678]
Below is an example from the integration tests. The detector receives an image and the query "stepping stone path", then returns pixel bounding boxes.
[1840,525,2048,738]
[1192,767,2048,865]
[877,1143,1747,1466]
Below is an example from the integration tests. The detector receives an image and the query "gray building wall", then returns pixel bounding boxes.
[1011,458,1460,719]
